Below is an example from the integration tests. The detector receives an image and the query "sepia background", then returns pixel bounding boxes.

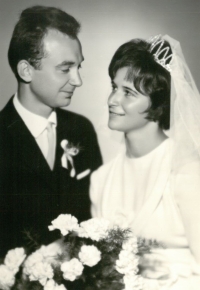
[0,0,199,162]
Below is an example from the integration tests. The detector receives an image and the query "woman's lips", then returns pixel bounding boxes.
[109,110,125,116]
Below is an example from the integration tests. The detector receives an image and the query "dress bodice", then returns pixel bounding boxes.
[91,139,186,247]
[90,139,200,289]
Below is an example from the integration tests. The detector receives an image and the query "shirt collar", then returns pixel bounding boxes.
[13,93,57,138]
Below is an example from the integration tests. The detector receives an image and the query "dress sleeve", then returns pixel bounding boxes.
[175,161,200,265]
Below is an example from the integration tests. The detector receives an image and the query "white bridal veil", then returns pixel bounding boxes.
[164,35,200,173]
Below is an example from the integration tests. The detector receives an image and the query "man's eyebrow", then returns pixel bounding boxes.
[56,61,75,68]
[56,58,84,68]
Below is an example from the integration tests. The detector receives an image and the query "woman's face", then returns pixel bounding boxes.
[108,67,151,133]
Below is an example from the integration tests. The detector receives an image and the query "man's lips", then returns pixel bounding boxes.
[61,91,74,97]
[65,91,74,94]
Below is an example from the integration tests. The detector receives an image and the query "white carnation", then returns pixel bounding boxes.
[116,250,139,275]
[4,247,26,274]
[78,218,110,241]
[44,279,67,290]
[123,274,144,290]
[61,258,83,281]
[27,261,53,286]
[118,250,135,264]
[78,245,101,267]
[0,265,15,290]
[37,240,64,265]
[23,251,43,273]
[122,237,138,254]
[48,214,79,236]
[23,249,53,286]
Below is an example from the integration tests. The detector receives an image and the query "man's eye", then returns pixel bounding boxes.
[62,68,70,73]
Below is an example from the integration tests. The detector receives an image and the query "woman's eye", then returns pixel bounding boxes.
[111,85,117,92]
[124,90,132,97]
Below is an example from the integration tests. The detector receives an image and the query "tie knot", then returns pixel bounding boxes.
[46,122,54,131]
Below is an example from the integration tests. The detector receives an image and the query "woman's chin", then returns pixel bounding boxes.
[108,121,123,132]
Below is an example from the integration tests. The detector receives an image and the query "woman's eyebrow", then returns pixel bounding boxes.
[123,86,139,94]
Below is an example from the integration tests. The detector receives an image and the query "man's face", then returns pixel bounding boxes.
[29,29,84,114]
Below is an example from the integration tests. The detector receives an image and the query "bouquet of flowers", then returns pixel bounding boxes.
[0,214,160,290]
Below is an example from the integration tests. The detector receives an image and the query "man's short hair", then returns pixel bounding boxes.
[8,5,81,80]
[109,39,171,130]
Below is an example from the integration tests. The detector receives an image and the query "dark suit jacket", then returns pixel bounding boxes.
[0,98,102,257]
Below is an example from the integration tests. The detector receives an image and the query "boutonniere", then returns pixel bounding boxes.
[61,140,80,177]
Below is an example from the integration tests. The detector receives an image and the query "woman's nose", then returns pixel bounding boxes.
[108,91,121,106]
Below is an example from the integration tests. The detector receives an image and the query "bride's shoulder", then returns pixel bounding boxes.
[91,152,124,180]
[174,159,200,203]
[175,159,200,176]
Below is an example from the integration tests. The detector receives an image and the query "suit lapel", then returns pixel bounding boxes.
[4,99,54,188]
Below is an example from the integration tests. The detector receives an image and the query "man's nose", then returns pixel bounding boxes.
[70,70,82,87]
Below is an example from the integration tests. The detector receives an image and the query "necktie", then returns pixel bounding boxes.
[46,122,55,170]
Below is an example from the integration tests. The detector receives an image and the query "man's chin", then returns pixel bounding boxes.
[61,99,72,107]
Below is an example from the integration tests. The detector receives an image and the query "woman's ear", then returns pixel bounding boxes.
[17,60,33,82]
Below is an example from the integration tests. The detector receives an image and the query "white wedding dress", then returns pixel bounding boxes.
[90,139,200,289]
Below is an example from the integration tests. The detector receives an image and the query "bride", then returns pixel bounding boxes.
[90,35,200,289]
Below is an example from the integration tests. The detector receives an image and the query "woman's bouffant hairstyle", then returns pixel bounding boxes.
[108,39,172,130]
[8,5,81,81]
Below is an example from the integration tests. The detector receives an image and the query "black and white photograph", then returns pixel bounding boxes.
[0,0,199,289]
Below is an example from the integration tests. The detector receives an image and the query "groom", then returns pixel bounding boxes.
[0,6,102,256]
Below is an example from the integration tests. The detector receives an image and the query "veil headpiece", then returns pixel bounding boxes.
[149,34,172,72]
[149,35,200,172]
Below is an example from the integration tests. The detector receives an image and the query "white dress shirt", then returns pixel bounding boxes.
[13,93,57,160]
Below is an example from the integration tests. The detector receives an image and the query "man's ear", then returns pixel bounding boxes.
[17,60,33,82]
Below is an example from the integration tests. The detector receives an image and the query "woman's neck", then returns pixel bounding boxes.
[125,122,168,158]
